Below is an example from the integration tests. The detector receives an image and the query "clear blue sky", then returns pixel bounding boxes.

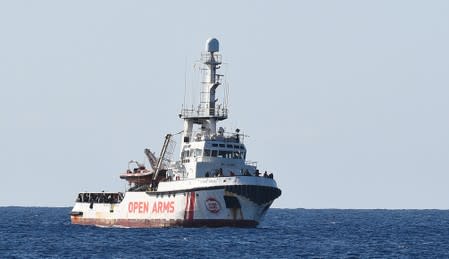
[1,1,448,208]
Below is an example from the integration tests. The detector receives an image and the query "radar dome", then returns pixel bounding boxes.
[205,38,219,53]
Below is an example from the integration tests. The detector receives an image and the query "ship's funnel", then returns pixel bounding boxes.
[205,38,219,53]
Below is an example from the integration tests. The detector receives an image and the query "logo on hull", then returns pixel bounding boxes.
[205,198,221,213]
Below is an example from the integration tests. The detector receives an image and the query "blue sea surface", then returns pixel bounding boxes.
[1,207,448,258]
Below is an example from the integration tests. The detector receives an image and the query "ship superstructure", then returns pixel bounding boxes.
[70,39,281,227]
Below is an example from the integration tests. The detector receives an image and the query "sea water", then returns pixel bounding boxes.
[1,207,448,258]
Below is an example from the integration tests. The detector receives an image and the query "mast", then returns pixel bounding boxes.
[180,38,227,143]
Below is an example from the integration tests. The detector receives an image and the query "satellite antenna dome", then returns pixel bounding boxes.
[205,38,219,53]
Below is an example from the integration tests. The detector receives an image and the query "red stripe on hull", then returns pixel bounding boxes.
[183,191,195,221]
[188,192,195,220]
[71,217,258,228]
[183,192,190,220]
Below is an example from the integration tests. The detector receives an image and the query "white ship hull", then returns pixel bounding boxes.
[71,176,281,227]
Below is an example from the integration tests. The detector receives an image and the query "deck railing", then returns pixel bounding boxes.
[180,107,228,119]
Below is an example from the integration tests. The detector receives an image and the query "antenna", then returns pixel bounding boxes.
[223,63,229,109]
[183,56,187,110]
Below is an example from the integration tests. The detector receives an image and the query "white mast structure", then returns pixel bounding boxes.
[180,38,228,144]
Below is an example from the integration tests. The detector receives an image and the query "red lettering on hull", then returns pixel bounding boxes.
[128,201,149,214]
[128,201,175,214]
[152,201,175,213]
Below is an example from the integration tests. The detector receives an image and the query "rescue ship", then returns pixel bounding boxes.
[70,38,281,227]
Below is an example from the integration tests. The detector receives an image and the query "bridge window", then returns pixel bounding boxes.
[193,149,202,157]
[232,151,242,159]
[206,149,245,160]
[181,150,190,159]
[218,150,226,158]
